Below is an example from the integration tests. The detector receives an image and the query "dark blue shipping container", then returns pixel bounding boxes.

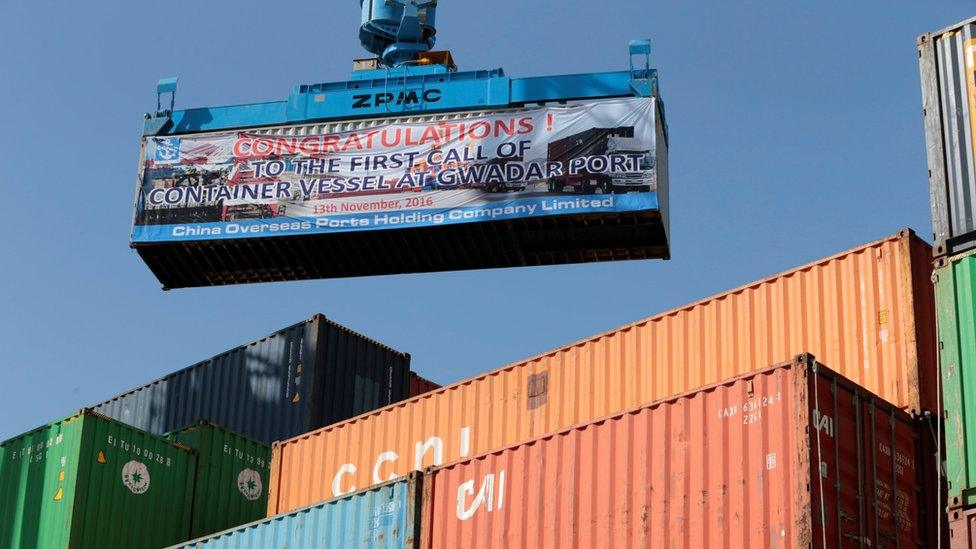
[92,314,411,444]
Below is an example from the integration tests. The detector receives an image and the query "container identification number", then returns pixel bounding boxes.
[717,392,782,425]
[106,435,172,467]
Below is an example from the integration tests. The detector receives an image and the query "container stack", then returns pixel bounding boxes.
[266,229,937,516]
[0,232,946,547]
[151,228,943,548]
[935,249,976,541]
[919,15,976,546]
[0,410,197,549]
[0,315,430,548]
[173,355,940,548]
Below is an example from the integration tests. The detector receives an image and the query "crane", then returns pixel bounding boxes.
[144,2,659,136]
[359,0,438,68]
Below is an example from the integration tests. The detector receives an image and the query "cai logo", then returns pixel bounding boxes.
[237,468,263,501]
[154,138,181,162]
[121,460,151,494]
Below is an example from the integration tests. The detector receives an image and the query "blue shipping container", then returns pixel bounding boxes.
[168,474,421,548]
[91,314,411,444]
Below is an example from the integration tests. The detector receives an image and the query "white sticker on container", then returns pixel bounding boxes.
[122,460,150,494]
[238,468,263,501]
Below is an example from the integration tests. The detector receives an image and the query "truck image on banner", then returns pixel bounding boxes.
[130,97,668,287]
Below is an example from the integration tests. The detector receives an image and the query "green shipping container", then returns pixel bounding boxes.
[165,422,271,539]
[0,409,196,549]
[936,249,976,508]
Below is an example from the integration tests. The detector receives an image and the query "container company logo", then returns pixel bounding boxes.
[154,138,181,162]
[237,468,263,501]
[121,460,151,494]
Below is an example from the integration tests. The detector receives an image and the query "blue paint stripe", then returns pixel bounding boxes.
[131,193,658,243]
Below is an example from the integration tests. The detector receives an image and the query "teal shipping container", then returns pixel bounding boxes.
[0,409,196,549]
[169,474,422,548]
[165,421,271,540]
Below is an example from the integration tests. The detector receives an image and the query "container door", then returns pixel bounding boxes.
[808,371,868,547]
[860,398,925,548]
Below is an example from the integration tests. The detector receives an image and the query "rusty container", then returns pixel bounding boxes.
[422,355,937,548]
[949,506,976,548]
[408,372,441,398]
[269,229,937,515]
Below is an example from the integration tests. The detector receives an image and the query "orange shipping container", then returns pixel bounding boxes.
[421,355,937,548]
[269,229,937,514]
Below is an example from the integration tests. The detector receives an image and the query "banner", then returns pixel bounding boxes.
[131,97,663,243]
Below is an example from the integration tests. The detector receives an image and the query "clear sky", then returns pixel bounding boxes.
[0,1,972,439]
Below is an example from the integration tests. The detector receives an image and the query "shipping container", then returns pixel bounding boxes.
[165,421,271,539]
[0,409,196,549]
[92,314,411,444]
[169,473,424,549]
[935,248,976,507]
[919,17,976,258]
[131,97,670,289]
[268,229,937,514]
[408,372,441,397]
[421,355,936,548]
[949,505,976,548]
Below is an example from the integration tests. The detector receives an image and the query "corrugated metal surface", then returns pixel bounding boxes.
[133,99,670,289]
[92,314,411,444]
[169,474,423,549]
[408,372,440,398]
[421,356,933,548]
[935,248,976,507]
[268,230,937,514]
[920,17,976,257]
[0,410,196,549]
[165,421,271,540]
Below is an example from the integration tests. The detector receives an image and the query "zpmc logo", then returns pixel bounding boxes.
[352,89,443,109]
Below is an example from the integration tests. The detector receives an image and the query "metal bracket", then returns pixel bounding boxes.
[628,39,655,97]
[156,77,178,116]
[145,77,178,136]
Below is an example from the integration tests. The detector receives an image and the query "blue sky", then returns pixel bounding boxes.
[0,1,972,439]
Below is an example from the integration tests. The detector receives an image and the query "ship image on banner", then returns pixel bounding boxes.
[130,97,663,243]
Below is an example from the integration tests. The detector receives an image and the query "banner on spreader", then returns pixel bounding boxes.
[131,97,663,243]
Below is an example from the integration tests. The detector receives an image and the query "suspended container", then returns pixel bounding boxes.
[919,17,976,257]
[130,98,670,289]
[169,473,424,549]
[421,355,938,548]
[267,229,937,514]
[935,248,976,508]
[165,421,271,540]
[0,409,196,549]
[92,314,411,444]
